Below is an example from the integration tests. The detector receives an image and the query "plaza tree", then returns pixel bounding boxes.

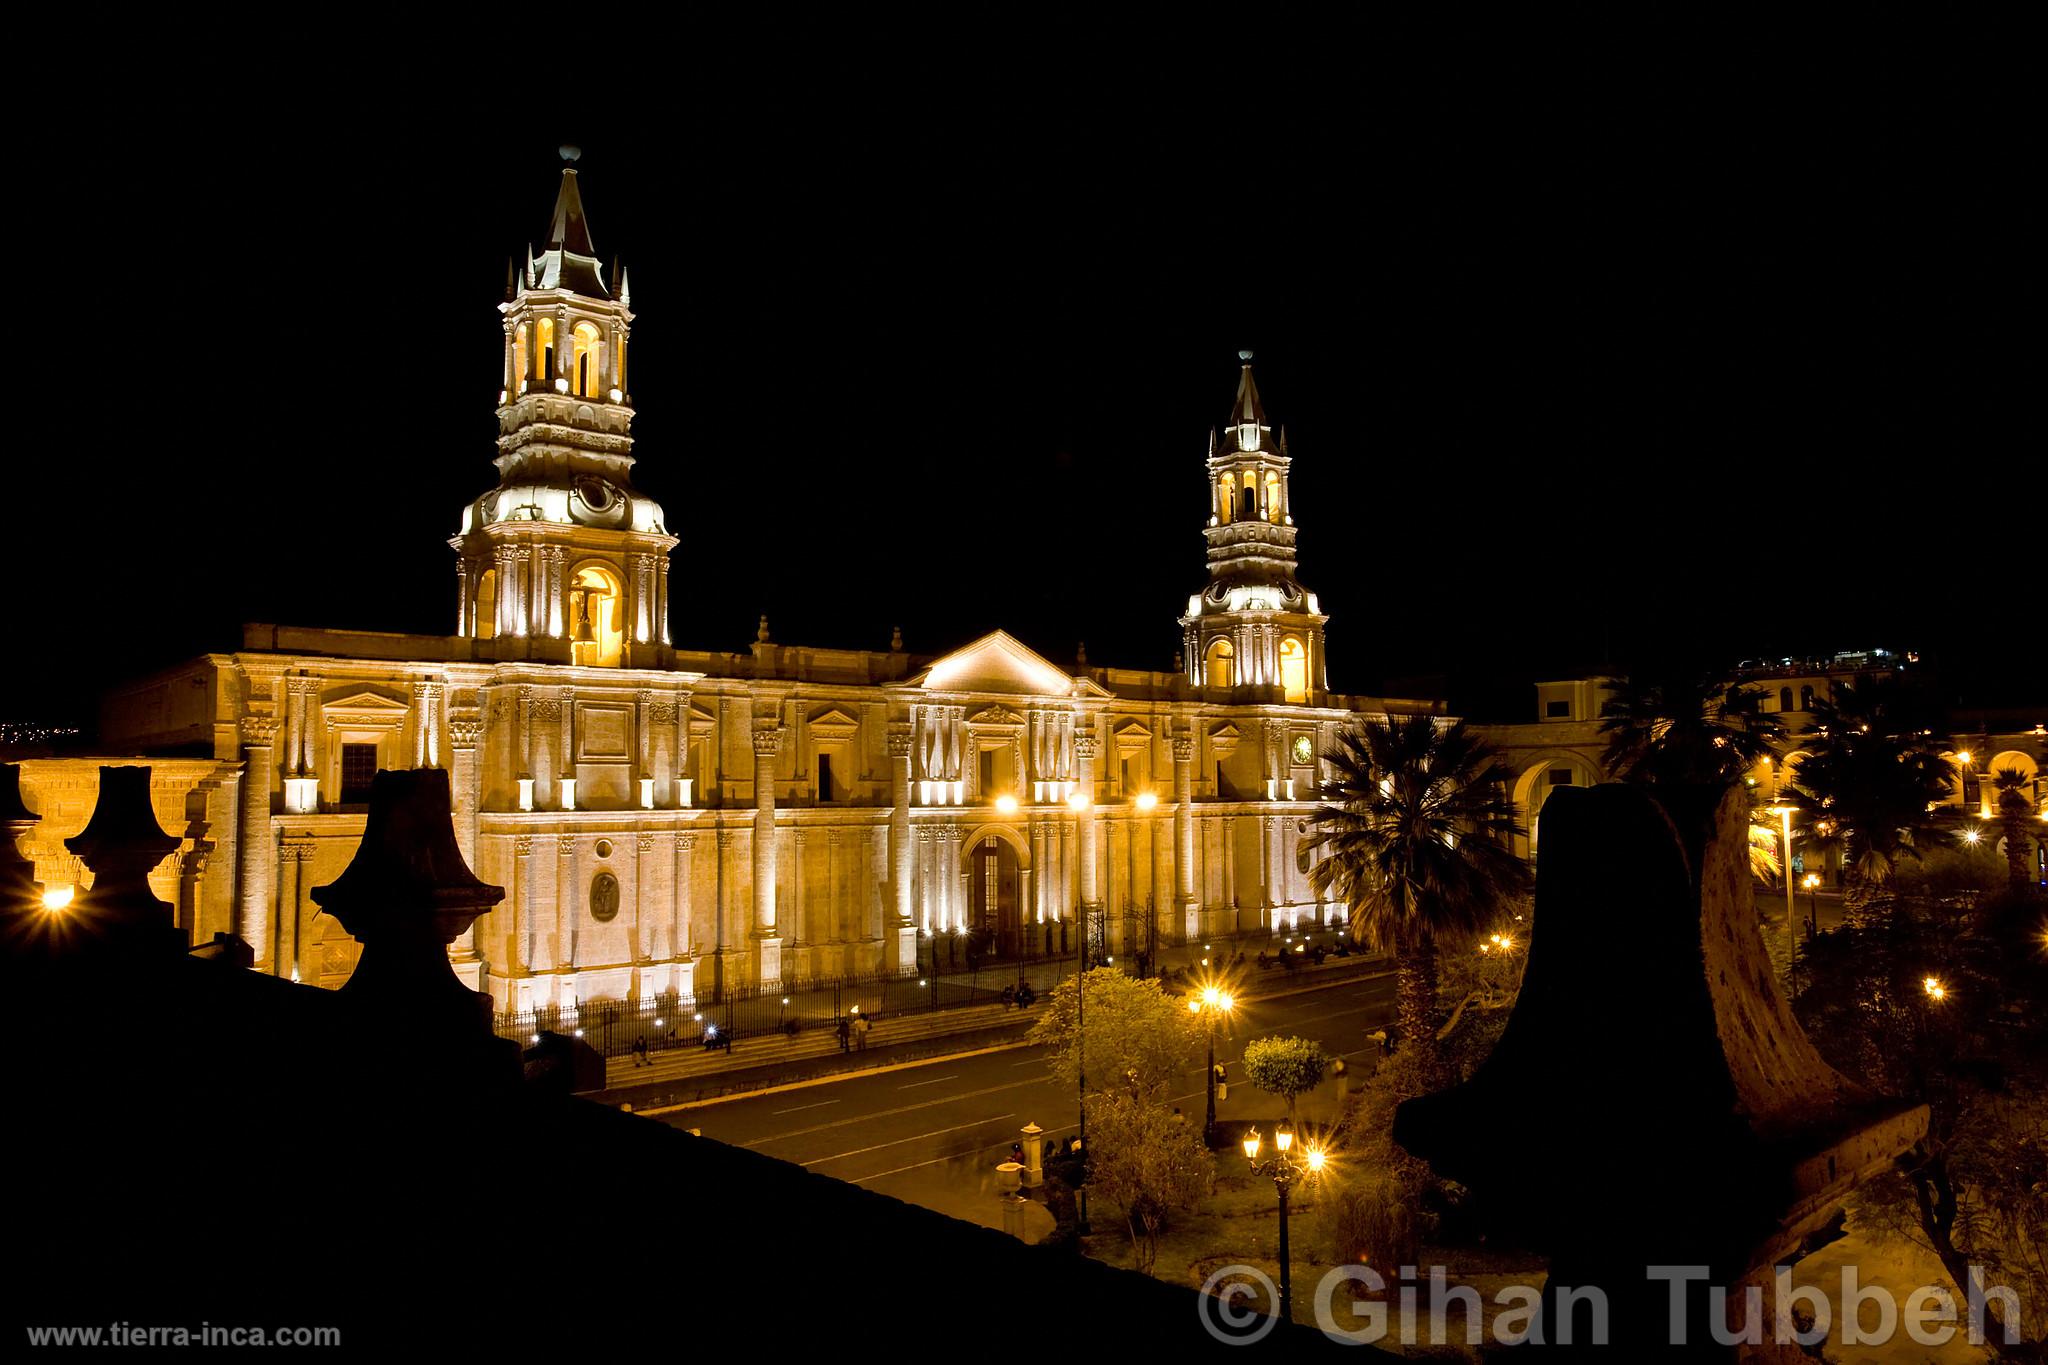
[1081,1088,1214,1275]
[1304,715,1532,1081]
[1597,666,1783,791]
[1240,1035,1329,1122]
[1787,676,1957,921]
[1795,889,2047,1356]
[1989,766,2040,892]
[1029,966,1202,1101]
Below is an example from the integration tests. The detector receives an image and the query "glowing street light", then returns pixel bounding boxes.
[1190,982,1235,1146]
[1923,975,1947,1003]
[994,794,1019,816]
[1962,827,1982,846]
[1240,1119,1328,1323]
[40,885,75,912]
[1133,790,1158,812]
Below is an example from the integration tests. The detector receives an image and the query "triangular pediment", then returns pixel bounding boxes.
[807,706,861,733]
[967,705,1024,727]
[915,631,1081,698]
[320,688,408,713]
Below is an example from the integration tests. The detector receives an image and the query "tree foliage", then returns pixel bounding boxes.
[1787,676,1957,915]
[1028,966,1202,1101]
[1082,1088,1214,1275]
[1304,715,1531,1077]
[1598,667,1783,791]
[1241,1035,1330,1117]
[1794,888,2048,1352]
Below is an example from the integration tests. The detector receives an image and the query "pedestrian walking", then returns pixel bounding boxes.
[835,1015,851,1054]
[855,1013,871,1050]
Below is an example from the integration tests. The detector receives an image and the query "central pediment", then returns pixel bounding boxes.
[914,630,1106,698]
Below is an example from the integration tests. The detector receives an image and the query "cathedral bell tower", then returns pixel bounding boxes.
[452,149,676,667]
[1179,353,1328,702]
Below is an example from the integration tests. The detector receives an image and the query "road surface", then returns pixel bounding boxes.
[653,971,1397,1232]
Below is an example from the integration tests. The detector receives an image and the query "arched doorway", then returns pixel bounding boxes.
[965,835,1024,957]
[1509,753,1599,860]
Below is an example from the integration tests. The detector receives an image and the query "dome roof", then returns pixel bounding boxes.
[459,476,667,536]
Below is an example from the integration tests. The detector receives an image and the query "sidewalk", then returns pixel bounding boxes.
[598,937,1389,1110]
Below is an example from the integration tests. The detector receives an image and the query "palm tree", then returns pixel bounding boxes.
[1598,667,1783,791]
[1303,715,1532,1079]
[1788,677,1956,921]
[1989,767,2040,892]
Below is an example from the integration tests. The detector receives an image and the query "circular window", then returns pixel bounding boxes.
[574,476,617,512]
[589,871,620,923]
[593,838,613,860]
[1292,735,1314,766]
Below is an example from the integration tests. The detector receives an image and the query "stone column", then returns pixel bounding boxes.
[751,726,783,984]
[1075,732,1100,910]
[867,824,886,942]
[887,724,916,972]
[557,834,578,975]
[673,832,696,1005]
[1222,815,1238,932]
[636,831,659,963]
[175,845,210,943]
[446,713,483,982]
[1173,734,1196,940]
[236,714,277,973]
[789,827,811,982]
[512,834,534,974]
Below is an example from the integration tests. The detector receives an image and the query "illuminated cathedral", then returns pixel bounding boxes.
[17,159,1448,1016]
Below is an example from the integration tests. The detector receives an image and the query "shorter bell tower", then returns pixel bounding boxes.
[451,150,676,666]
[1179,353,1328,702]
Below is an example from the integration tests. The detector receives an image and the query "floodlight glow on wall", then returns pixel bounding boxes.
[518,778,535,812]
[559,778,577,811]
[640,778,655,810]
[283,777,319,814]
[676,778,694,808]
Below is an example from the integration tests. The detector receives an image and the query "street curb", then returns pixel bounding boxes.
[629,964,1395,1115]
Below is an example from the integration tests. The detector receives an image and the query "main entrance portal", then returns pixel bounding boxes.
[966,836,1023,957]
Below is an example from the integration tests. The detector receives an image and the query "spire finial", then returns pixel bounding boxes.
[559,144,582,163]
[757,614,772,643]
[1238,350,1254,363]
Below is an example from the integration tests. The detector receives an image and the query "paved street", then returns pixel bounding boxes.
[651,971,1396,1235]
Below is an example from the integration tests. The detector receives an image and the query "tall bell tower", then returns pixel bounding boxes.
[452,149,676,666]
[1179,352,1328,701]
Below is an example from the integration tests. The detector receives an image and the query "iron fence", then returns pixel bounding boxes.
[494,968,1060,1061]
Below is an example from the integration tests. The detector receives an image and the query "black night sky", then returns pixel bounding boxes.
[9,40,2037,730]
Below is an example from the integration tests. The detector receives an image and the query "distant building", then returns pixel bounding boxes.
[16,162,1439,1018]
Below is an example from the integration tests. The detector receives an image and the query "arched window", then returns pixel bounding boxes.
[1218,473,1235,523]
[571,321,603,397]
[512,325,529,392]
[473,568,498,640]
[1239,473,1256,521]
[1279,636,1308,702]
[1205,637,1235,688]
[537,317,557,384]
[569,562,625,666]
[1779,686,1794,712]
[1800,685,1815,711]
[1265,471,1282,524]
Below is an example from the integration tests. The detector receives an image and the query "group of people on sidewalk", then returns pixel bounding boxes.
[833,1012,873,1054]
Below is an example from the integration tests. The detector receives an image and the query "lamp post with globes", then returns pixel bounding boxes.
[1242,1120,1326,1324]
[1188,983,1235,1147]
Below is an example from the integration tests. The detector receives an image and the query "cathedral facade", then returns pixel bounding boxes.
[22,164,1444,1018]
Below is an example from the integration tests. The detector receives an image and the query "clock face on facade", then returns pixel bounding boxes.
[1292,734,1314,766]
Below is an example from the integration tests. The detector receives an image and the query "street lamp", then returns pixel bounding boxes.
[1189,984,1235,1147]
[1801,872,1821,938]
[1241,1121,1327,1323]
